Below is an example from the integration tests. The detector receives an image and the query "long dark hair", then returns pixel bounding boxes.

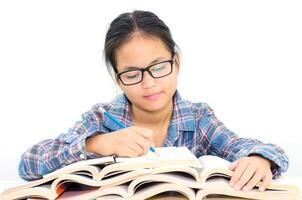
[104,10,178,77]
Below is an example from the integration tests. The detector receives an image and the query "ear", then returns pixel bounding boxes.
[174,52,181,74]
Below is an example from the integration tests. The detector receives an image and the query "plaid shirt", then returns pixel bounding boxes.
[19,91,289,181]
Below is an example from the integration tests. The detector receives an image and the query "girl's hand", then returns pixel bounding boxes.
[86,126,154,157]
[228,155,272,192]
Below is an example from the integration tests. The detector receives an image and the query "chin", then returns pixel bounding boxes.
[141,100,170,113]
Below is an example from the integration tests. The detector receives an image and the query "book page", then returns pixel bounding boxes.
[128,182,196,200]
[56,184,129,200]
[43,156,115,179]
[197,178,300,200]
[197,155,232,183]
[116,147,202,168]
[198,155,230,170]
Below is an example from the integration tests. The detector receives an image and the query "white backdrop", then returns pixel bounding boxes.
[0,0,301,180]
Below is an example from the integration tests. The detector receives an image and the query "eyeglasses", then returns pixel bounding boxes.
[116,59,175,86]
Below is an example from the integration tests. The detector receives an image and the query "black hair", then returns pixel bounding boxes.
[104,10,178,77]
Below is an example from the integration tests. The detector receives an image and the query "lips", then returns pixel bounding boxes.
[143,92,162,100]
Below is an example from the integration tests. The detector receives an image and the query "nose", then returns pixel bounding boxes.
[141,71,156,89]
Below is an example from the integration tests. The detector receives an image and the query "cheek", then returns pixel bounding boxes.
[120,85,142,101]
[163,73,178,90]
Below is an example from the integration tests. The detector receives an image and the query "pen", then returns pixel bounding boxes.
[99,107,160,156]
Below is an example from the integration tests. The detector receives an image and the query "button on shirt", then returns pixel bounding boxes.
[18,91,289,181]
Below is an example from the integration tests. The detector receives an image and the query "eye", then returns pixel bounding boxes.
[126,74,139,79]
[151,63,167,72]
[123,71,140,79]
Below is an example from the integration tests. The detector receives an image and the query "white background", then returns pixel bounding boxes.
[0,0,301,180]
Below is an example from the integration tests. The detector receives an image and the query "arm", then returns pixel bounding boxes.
[18,108,105,181]
[199,103,289,178]
[18,106,154,181]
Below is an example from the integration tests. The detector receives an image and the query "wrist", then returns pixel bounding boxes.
[86,134,98,154]
[99,133,115,156]
[86,134,114,156]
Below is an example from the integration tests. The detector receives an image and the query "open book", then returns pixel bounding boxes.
[1,147,300,200]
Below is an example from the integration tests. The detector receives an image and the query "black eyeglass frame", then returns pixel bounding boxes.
[116,59,175,86]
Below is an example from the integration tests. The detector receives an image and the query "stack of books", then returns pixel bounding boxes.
[1,147,300,200]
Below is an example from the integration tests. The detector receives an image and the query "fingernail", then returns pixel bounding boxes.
[259,186,265,192]
[235,185,241,191]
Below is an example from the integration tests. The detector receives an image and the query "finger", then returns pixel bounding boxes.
[117,144,140,157]
[229,160,239,171]
[124,146,141,157]
[259,171,272,192]
[126,140,144,156]
[134,127,154,143]
[131,130,153,154]
[234,164,256,191]
[242,169,265,192]
[229,159,248,187]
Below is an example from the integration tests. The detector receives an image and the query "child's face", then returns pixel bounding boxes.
[115,33,179,113]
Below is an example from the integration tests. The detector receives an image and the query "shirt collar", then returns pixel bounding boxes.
[102,90,196,135]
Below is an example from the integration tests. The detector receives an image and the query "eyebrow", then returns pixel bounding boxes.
[122,57,167,71]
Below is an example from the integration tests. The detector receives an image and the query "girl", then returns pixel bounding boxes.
[19,10,288,192]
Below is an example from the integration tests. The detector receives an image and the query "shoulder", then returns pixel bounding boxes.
[82,93,127,122]
[190,101,215,117]
[174,92,215,119]
[92,93,126,112]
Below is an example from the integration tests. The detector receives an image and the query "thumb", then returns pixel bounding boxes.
[228,159,239,171]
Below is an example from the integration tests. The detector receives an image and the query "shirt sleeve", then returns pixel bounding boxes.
[199,103,289,178]
[18,107,107,181]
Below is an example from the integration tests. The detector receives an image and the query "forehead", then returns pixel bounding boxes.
[115,33,171,72]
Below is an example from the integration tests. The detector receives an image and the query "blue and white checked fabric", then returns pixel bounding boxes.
[18,91,288,181]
